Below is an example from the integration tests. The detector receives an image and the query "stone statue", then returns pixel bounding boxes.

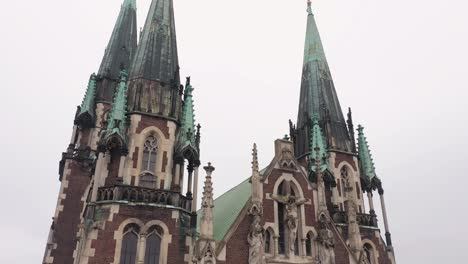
[271,194,307,255]
[248,214,266,264]
[318,216,336,264]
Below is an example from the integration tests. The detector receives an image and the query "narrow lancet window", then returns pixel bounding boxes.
[142,136,158,173]
[144,226,162,264]
[120,225,139,264]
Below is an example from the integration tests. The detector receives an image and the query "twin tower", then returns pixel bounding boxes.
[43,1,396,264]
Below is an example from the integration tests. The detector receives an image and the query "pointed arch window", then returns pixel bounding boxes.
[341,166,349,198]
[142,136,158,173]
[306,232,313,256]
[363,243,376,264]
[144,226,162,264]
[120,225,140,264]
[264,228,273,254]
[276,180,303,256]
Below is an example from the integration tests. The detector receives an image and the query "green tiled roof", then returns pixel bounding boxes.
[198,178,251,242]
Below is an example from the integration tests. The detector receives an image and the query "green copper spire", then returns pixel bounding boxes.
[96,0,137,102]
[357,125,377,180]
[294,1,352,158]
[129,0,179,83]
[102,70,129,148]
[123,0,136,8]
[310,114,328,172]
[176,77,199,160]
[75,73,97,128]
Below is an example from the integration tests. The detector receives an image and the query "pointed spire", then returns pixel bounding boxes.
[129,0,179,84]
[200,163,215,240]
[295,2,351,157]
[176,77,199,160]
[310,114,328,172]
[251,144,262,205]
[98,0,137,80]
[307,0,313,15]
[357,125,377,180]
[123,0,136,9]
[75,73,97,128]
[101,70,129,149]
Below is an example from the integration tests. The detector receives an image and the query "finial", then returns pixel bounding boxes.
[311,113,320,124]
[119,70,128,81]
[307,0,313,15]
[204,162,215,175]
[357,124,364,134]
[252,143,259,173]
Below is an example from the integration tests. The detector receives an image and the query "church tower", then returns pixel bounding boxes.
[43,0,201,263]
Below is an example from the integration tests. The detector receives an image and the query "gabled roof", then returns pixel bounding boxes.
[198,178,251,242]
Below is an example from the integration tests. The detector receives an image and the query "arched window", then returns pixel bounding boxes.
[341,167,349,199]
[144,226,162,264]
[264,229,273,254]
[363,243,375,264]
[142,136,158,173]
[277,181,287,254]
[306,232,313,256]
[276,180,302,256]
[120,225,140,264]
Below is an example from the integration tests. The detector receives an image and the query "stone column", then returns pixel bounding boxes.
[68,125,78,152]
[91,146,107,202]
[367,191,375,213]
[379,189,393,247]
[186,162,194,198]
[273,236,279,256]
[173,157,184,191]
[192,161,201,212]
[118,149,128,180]
[301,238,306,257]
[137,233,147,264]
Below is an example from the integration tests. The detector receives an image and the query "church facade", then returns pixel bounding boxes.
[43,0,396,264]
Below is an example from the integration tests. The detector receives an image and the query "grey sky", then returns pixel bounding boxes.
[1,0,467,263]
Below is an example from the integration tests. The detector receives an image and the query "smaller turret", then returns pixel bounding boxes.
[75,74,97,129]
[176,77,199,162]
[309,114,328,173]
[357,125,381,191]
[193,163,216,264]
[100,70,129,150]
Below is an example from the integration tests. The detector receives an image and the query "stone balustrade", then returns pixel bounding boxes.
[96,185,191,211]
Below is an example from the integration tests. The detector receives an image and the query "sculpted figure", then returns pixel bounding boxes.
[248,214,266,264]
[271,194,307,255]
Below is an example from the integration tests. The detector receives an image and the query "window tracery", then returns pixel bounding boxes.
[120,225,140,264]
[144,226,162,264]
[142,136,158,173]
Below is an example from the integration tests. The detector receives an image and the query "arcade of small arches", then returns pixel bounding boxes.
[113,219,171,264]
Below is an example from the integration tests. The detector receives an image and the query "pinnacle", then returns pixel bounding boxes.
[252,143,259,173]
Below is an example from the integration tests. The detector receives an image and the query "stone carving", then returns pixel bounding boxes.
[280,148,296,169]
[247,213,266,264]
[318,216,336,264]
[271,194,307,256]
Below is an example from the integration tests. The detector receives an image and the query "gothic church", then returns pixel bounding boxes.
[43,0,396,263]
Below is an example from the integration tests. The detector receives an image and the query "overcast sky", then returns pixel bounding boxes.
[1,0,468,263]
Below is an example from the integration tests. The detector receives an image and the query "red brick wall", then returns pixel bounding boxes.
[224,213,251,263]
[51,161,91,263]
[89,205,191,264]
[334,152,357,171]
[51,127,95,263]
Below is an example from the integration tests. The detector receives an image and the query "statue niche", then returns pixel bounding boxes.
[271,180,307,258]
